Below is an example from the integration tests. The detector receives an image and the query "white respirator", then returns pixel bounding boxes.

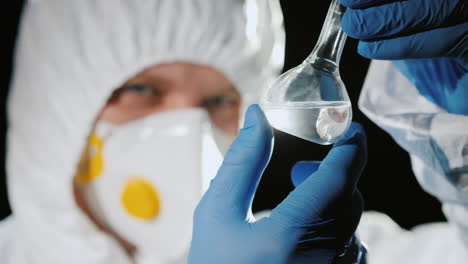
[75,109,231,264]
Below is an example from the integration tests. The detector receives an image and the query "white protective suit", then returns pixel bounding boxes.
[357,60,468,263]
[0,0,284,263]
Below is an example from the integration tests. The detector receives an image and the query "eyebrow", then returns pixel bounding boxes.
[123,75,172,90]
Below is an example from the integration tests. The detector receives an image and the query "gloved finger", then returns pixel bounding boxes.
[270,122,367,226]
[342,0,467,40]
[357,22,468,59]
[339,0,389,9]
[290,161,321,187]
[203,104,273,220]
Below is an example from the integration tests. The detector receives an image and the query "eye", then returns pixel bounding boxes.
[123,84,159,96]
[204,96,236,108]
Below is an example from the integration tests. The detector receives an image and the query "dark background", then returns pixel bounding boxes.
[1,1,445,229]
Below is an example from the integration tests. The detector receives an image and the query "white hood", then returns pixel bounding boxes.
[4,0,284,263]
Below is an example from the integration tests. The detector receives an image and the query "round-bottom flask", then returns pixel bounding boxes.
[261,0,351,145]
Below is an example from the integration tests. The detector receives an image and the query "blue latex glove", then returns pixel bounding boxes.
[394,58,468,115]
[188,105,367,264]
[339,0,468,59]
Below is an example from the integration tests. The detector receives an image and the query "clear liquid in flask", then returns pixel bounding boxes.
[263,101,351,145]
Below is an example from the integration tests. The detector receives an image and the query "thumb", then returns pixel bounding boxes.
[203,104,273,220]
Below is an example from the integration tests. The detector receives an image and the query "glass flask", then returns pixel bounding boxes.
[260,0,351,145]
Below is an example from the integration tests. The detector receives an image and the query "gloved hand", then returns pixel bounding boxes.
[339,0,468,59]
[188,104,367,264]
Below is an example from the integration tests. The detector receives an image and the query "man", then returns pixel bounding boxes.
[0,0,288,263]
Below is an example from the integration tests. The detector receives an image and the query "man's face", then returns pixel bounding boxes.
[98,62,241,134]
[74,62,240,253]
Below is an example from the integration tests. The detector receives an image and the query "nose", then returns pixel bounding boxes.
[160,91,201,111]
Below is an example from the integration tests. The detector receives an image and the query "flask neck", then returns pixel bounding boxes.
[306,0,347,73]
